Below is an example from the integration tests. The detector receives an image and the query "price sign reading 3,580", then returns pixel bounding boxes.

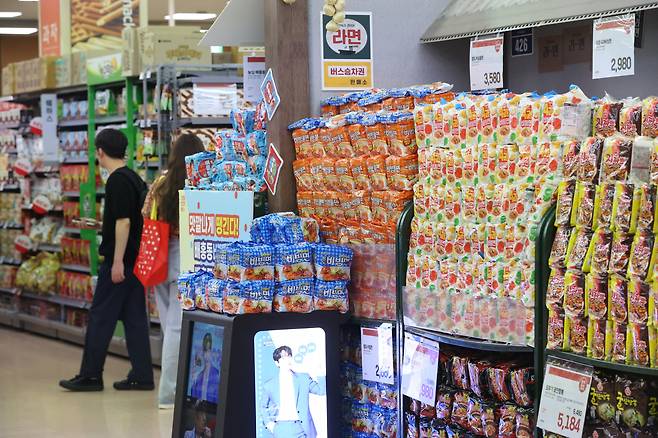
[537,357,593,438]
[470,36,504,91]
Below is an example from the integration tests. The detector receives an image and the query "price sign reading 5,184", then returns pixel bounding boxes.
[537,357,593,438]
[215,214,240,239]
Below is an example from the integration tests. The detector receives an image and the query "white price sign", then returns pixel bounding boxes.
[360,323,394,385]
[537,358,593,438]
[592,14,635,79]
[470,36,504,91]
[401,332,439,405]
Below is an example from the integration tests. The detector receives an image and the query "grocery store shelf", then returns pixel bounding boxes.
[0,184,19,191]
[61,264,91,274]
[405,326,535,353]
[0,222,23,230]
[0,307,19,327]
[0,287,19,295]
[350,316,396,326]
[177,116,231,127]
[62,155,89,164]
[0,258,21,266]
[62,191,80,198]
[0,123,20,130]
[546,350,658,377]
[61,227,81,235]
[19,291,90,309]
[95,115,127,125]
[58,119,88,128]
[37,243,61,252]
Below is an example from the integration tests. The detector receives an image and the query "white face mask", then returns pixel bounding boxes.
[100,167,110,184]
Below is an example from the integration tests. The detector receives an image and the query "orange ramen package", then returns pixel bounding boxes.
[385,155,418,191]
[384,112,417,156]
[293,159,313,192]
[366,155,388,191]
[290,120,314,159]
[334,158,356,192]
[363,113,389,155]
[310,123,327,158]
[297,192,315,217]
[350,157,371,191]
[346,113,371,156]
[309,158,325,191]
[321,159,338,190]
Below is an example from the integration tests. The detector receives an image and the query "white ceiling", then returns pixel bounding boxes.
[0,0,227,25]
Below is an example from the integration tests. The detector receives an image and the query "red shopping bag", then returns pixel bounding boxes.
[134,199,169,288]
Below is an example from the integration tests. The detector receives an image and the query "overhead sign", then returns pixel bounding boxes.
[87,53,123,86]
[511,29,533,57]
[70,0,139,51]
[361,324,394,385]
[321,12,373,91]
[401,332,439,406]
[470,35,504,90]
[244,56,266,104]
[179,189,254,272]
[592,13,635,79]
[39,0,60,56]
[537,357,593,438]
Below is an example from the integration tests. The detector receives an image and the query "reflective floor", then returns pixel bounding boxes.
[0,326,173,438]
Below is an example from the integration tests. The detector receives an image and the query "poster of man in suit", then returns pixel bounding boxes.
[254,328,327,438]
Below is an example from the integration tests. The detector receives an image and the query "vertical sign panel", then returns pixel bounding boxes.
[39,0,61,56]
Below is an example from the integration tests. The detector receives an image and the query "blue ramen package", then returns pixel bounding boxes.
[206,278,226,313]
[315,244,353,281]
[177,272,197,310]
[190,151,216,184]
[231,108,256,136]
[211,160,248,182]
[314,280,349,312]
[213,244,229,279]
[223,281,241,315]
[193,271,213,310]
[214,130,236,161]
[241,244,275,281]
[231,133,249,162]
[246,130,267,156]
[240,280,275,314]
[247,155,266,178]
[274,278,314,313]
[225,243,243,282]
[275,243,314,280]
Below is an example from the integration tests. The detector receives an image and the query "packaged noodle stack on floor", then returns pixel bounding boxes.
[546,95,658,368]
[177,213,353,315]
[405,86,594,346]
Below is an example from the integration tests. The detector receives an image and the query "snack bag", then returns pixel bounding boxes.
[206,278,225,313]
[315,243,353,281]
[241,245,275,281]
[587,318,609,360]
[631,184,656,234]
[650,138,658,186]
[321,159,338,190]
[592,95,622,137]
[641,96,658,137]
[494,93,519,144]
[478,143,497,185]
[535,142,562,183]
[564,270,586,318]
[562,140,580,179]
[564,315,588,354]
[555,180,576,226]
[574,182,596,230]
[447,103,466,147]
[386,155,419,191]
[609,232,633,274]
[593,182,616,229]
[496,144,517,184]
[619,99,642,137]
[628,279,650,327]
[177,272,197,310]
[600,134,633,182]
[479,96,497,144]
[314,280,349,312]
[546,268,566,309]
[628,232,654,280]
[611,182,634,233]
[362,113,388,155]
[516,94,540,145]
[239,280,274,314]
[464,98,481,146]
[584,228,612,275]
[346,113,371,156]
[274,278,314,313]
[549,227,571,268]
[609,275,628,324]
[547,308,566,349]
[578,137,604,183]
[275,243,314,281]
[586,274,608,320]
[351,157,371,191]
[628,324,650,367]
[193,272,212,311]
[606,321,627,363]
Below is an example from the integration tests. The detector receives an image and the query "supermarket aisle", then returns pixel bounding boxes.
[0,327,173,438]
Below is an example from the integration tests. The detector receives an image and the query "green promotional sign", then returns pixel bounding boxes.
[87,52,123,85]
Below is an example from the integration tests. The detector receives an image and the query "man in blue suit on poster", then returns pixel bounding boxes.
[191,333,220,403]
[261,346,326,438]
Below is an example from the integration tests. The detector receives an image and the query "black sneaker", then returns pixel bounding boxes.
[113,378,155,391]
[59,375,104,392]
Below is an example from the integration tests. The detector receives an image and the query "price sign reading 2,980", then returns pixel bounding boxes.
[592,13,635,79]
[215,214,240,239]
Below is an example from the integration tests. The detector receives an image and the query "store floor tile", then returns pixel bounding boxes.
[0,326,172,438]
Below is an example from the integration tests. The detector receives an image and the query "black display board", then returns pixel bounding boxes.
[172,310,348,438]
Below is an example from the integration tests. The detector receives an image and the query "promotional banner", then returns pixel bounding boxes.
[71,0,139,52]
[39,0,61,56]
[179,189,254,272]
[321,12,373,90]
[254,328,327,438]
[244,56,267,104]
[40,94,58,162]
[87,53,123,85]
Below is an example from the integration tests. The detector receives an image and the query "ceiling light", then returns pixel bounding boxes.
[200,29,208,33]
[0,12,22,18]
[164,13,217,21]
[0,27,37,35]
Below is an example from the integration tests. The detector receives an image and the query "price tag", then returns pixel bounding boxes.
[13,158,33,177]
[361,324,394,385]
[470,35,504,91]
[401,332,439,405]
[537,357,593,438]
[14,234,34,254]
[592,13,635,79]
[32,195,53,215]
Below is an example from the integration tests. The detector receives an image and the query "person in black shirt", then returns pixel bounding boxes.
[59,128,154,392]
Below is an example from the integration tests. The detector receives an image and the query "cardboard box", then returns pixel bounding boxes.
[71,50,111,85]
[138,26,210,68]
[2,64,15,96]
[13,57,58,93]
[121,27,140,77]
[55,56,72,88]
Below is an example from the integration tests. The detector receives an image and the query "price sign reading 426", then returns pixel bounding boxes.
[537,357,593,438]
[592,13,635,79]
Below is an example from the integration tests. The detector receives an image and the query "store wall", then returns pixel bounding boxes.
[504,10,658,97]
[307,0,470,114]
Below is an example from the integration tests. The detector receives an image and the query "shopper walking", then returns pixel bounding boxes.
[142,133,204,408]
[60,128,153,392]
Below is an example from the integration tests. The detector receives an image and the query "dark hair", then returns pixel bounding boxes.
[202,333,212,351]
[194,399,206,413]
[95,128,127,159]
[273,346,292,362]
[154,133,205,228]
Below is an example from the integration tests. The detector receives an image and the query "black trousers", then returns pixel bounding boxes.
[79,262,153,382]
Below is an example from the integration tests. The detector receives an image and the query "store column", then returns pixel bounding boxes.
[264,0,310,213]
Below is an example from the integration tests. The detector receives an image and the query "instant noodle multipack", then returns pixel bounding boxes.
[404,86,599,346]
[405,347,536,438]
[177,213,354,315]
[183,104,268,192]
[546,94,658,369]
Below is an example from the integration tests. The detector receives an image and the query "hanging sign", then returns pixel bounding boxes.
[592,13,635,79]
[13,158,33,177]
[361,324,394,385]
[537,357,593,438]
[264,143,283,196]
[470,35,504,90]
[511,29,533,57]
[260,69,280,121]
[39,0,61,56]
[14,235,34,254]
[401,332,439,406]
[244,56,266,104]
[32,195,53,215]
[40,94,58,162]
[321,12,374,90]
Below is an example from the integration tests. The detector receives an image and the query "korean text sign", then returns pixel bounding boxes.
[179,190,254,272]
[321,12,373,90]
